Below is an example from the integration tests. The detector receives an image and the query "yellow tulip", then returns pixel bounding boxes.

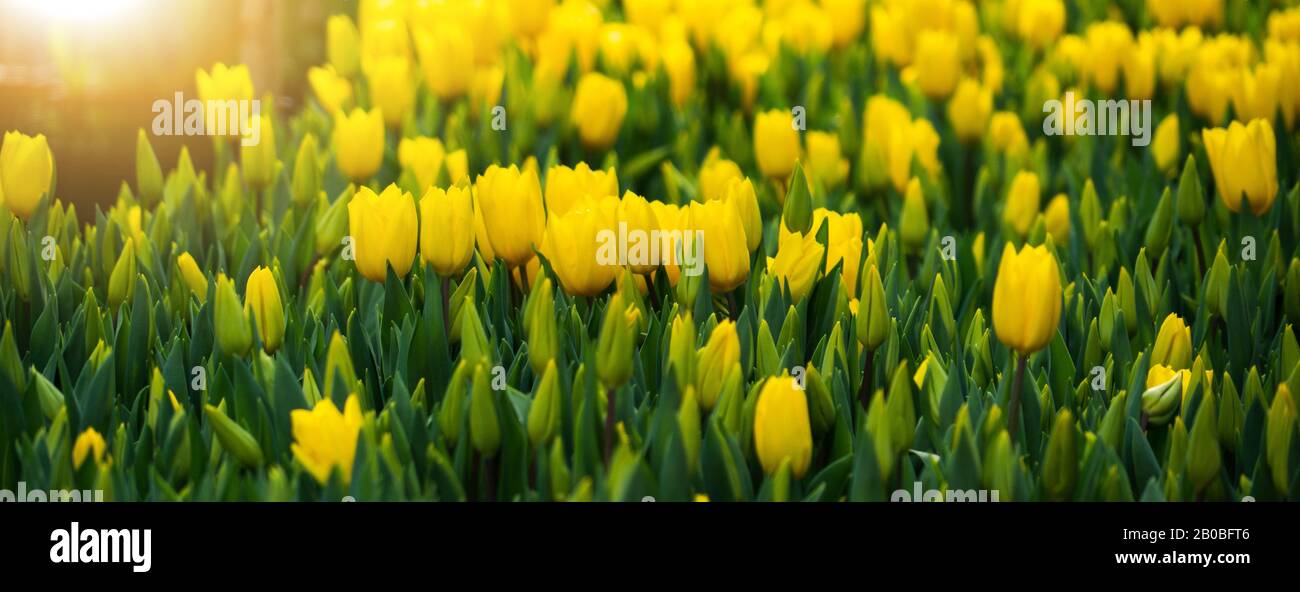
[823,0,866,49]
[1202,119,1278,215]
[816,208,864,296]
[806,131,848,189]
[724,177,762,253]
[508,0,555,38]
[948,79,992,144]
[1003,171,1040,239]
[0,131,53,219]
[1018,0,1065,50]
[308,65,353,115]
[419,185,476,277]
[72,427,107,469]
[544,162,618,217]
[327,15,361,78]
[477,165,546,267]
[1123,37,1157,101]
[1149,0,1224,29]
[1045,194,1070,246]
[571,72,628,150]
[1233,63,1282,127]
[195,62,253,106]
[544,195,618,297]
[1266,40,1300,131]
[753,375,813,478]
[398,137,445,192]
[366,55,414,128]
[1082,22,1133,95]
[1152,114,1181,177]
[348,184,418,282]
[176,252,208,304]
[244,266,285,353]
[662,39,695,107]
[992,243,1062,355]
[989,111,1029,155]
[291,394,364,485]
[618,191,661,275]
[240,114,277,190]
[694,199,750,293]
[767,225,824,302]
[1152,313,1192,370]
[753,109,800,180]
[333,108,385,183]
[698,151,743,202]
[696,320,739,410]
[913,30,960,100]
[445,149,469,185]
[416,24,474,101]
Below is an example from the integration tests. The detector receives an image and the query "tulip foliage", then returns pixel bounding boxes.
[2,0,1300,502]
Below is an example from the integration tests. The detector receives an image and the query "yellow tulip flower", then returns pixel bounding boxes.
[366,55,414,128]
[1152,313,1192,370]
[398,136,446,192]
[992,242,1062,355]
[768,225,824,302]
[1003,171,1041,239]
[695,199,750,293]
[72,427,107,469]
[327,15,361,78]
[913,30,961,100]
[1202,118,1279,215]
[806,131,848,189]
[291,394,364,485]
[419,185,475,277]
[949,79,992,144]
[544,162,618,217]
[753,109,800,180]
[244,266,285,353]
[753,375,813,478]
[176,252,208,304]
[416,24,474,101]
[1152,114,1181,178]
[0,131,53,220]
[476,164,546,268]
[333,108,385,183]
[543,196,619,297]
[348,184,418,282]
[696,320,739,410]
[1045,194,1070,246]
[571,72,628,150]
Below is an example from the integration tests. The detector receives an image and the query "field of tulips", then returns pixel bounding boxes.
[1,0,1299,502]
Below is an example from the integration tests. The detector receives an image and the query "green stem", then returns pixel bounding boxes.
[603,386,616,467]
[1007,354,1027,441]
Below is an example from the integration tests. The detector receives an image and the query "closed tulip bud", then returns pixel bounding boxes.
[458,299,493,367]
[527,360,562,448]
[1142,364,1187,426]
[1202,119,1279,215]
[367,55,413,127]
[175,252,207,304]
[900,177,929,252]
[1267,385,1296,494]
[1079,179,1102,250]
[1041,409,1077,501]
[244,266,284,353]
[723,178,761,253]
[1219,373,1242,451]
[72,427,107,469]
[524,278,558,375]
[0,321,23,393]
[135,129,163,208]
[419,185,475,277]
[203,404,264,468]
[1003,171,1040,239]
[333,108,385,183]
[754,109,800,180]
[0,131,53,220]
[1152,313,1192,369]
[1176,154,1205,225]
[327,15,360,77]
[696,320,739,409]
[754,375,813,478]
[856,262,888,350]
[1144,187,1175,259]
[439,360,471,445]
[668,313,696,391]
[1117,267,1137,334]
[348,184,418,282]
[213,273,251,356]
[1045,193,1070,246]
[571,72,627,150]
[662,39,694,107]
[913,30,960,100]
[677,387,701,474]
[290,133,320,207]
[1151,114,1181,177]
[107,237,136,309]
[470,363,501,458]
[992,243,1062,355]
[1205,242,1230,318]
[416,25,474,101]
[476,164,545,267]
[1099,288,1118,349]
[782,164,813,233]
[695,199,750,293]
[240,114,277,190]
[948,78,992,143]
[886,361,917,455]
[596,293,637,389]
[804,364,835,437]
[767,226,823,302]
[1186,388,1221,492]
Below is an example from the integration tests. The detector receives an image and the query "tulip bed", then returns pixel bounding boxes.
[1,0,1300,502]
